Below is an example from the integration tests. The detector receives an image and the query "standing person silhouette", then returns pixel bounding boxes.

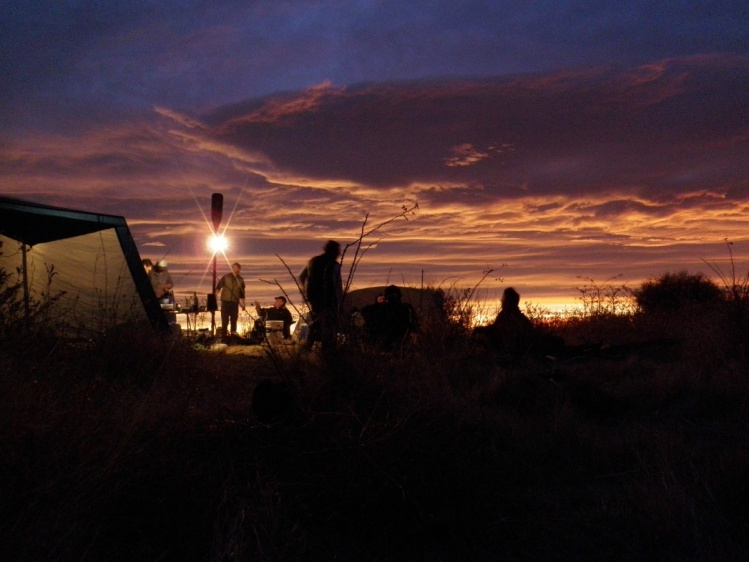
[299,240,342,354]
[215,262,245,339]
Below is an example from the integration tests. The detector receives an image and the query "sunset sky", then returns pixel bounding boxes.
[2,1,749,313]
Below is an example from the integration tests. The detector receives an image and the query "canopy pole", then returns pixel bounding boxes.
[21,242,30,321]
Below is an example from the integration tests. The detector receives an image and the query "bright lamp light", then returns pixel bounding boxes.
[208,234,228,253]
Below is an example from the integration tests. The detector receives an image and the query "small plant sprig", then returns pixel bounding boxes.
[575,274,635,317]
[340,202,419,297]
[272,202,419,313]
[702,238,749,340]
[702,238,749,306]
[0,251,66,340]
[433,266,506,329]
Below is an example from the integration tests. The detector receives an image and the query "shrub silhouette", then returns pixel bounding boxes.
[634,270,723,314]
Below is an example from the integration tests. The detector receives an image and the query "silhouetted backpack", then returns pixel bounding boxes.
[246,319,266,344]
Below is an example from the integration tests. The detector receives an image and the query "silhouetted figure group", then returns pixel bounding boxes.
[158,235,548,360]
[296,241,420,354]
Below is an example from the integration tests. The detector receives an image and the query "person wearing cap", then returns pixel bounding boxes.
[253,296,294,339]
[149,259,173,299]
[215,262,245,338]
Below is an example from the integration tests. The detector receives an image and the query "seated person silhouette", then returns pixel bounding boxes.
[361,285,418,350]
[254,296,294,339]
[474,287,536,358]
[359,293,385,342]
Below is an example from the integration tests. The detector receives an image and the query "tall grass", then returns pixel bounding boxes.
[2,278,749,560]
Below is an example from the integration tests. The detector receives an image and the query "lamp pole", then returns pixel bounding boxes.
[210,193,223,337]
[212,254,217,335]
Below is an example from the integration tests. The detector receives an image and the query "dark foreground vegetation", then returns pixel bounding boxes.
[2,272,749,561]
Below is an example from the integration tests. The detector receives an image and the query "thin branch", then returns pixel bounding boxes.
[340,202,419,297]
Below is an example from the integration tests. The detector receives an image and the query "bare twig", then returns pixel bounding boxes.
[340,202,419,297]
[702,238,749,304]
[270,256,310,321]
